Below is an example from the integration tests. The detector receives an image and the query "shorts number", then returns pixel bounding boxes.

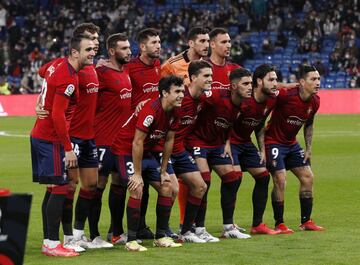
[72,143,80,156]
[126,162,134,175]
[157,152,172,164]
[271,148,279,159]
[193,147,201,156]
[98,148,106,162]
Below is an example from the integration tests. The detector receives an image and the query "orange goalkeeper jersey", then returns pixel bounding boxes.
[161,50,191,86]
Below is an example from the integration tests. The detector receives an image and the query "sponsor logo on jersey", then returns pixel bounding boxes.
[64,84,75,96]
[149,130,165,140]
[212,81,230,90]
[119,88,132,99]
[180,115,196,125]
[242,118,262,127]
[286,116,306,126]
[86,82,99,94]
[214,117,231,128]
[143,115,154,127]
[143,82,159,93]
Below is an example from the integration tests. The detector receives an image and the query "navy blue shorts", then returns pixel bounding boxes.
[114,153,166,184]
[30,137,68,185]
[98,146,116,177]
[151,152,175,175]
[70,137,98,168]
[231,143,265,171]
[265,143,310,172]
[171,151,199,175]
[189,145,232,166]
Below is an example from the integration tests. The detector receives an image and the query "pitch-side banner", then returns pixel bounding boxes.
[0,193,32,265]
[0,90,360,115]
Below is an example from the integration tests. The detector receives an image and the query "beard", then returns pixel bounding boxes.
[116,57,129,65]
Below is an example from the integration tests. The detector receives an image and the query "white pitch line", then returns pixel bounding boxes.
[0,131,28,138]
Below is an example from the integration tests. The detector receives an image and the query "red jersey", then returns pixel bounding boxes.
[69,65,98,139]
[31,58,79,151]
[186,89,240,148]
[231,95,277,144]
[265,87,320,145]
[206,58,240,90]
[111,98,178,155]
[94,65,132,146]
[38,58,65,79]
[125,56,161,110]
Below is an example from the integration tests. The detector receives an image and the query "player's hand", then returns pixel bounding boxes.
[160,171,170,185]
[135,99,151,114]
[128,174,144,191]
[221,144,233,164]
[35,103,49,119]
[303,150,311,163]
[259,150,266,165]
[65,150,78,169]
[96,58,110,68]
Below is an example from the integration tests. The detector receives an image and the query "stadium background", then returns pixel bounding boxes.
[0,0,360,264]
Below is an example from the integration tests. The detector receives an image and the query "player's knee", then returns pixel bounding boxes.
[129,186,143,199]
[97,175,108,189]
[273,176,286,191]
[300,173,314,187]
[158,181,172,196]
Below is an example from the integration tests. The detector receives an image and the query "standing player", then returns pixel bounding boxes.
[111,75,184,251]
[90,33,132,244]
[172,60,213,243]
[125,28,177,239]
[206,27,241,90]
[30,35,95,257]
[186,68,253,240]
[161,27,210,229]
[265,65,325,233]
[230,64,280,235]
[161,27,209,86]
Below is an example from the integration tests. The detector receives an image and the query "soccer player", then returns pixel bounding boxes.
[185,68,253,240]
[126,28,177,239]
[30,35,95,257]
[111,75,184,251]
[206,27,241,90]
[161,27,209,86]
[161,27,210,229]
[91,33,132,245]
[230,64,280,235]
[265,65,325,233]
[171,60,213,243]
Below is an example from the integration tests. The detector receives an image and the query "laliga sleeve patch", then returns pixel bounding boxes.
[143,115,154,127]
[64,84,75,97]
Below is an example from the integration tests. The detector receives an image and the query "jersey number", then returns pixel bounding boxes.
[271,148,279,159]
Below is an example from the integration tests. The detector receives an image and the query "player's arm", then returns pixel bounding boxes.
[255,121,266,164]
[303,117,315,163]
[34,94,49,119]
[52,93,77,168]
[129,129,146,191]
[160,130,175,185]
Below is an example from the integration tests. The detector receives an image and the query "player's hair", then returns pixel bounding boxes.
[158,75,184,97]
[106,33,128,50]
[209,27,228,40]
[188,60,212,81]
[252,64,277,87]
[229,68,252,83]
[73,23,100,36]
[299,64,318,79]
[69,35,91,53]
[136,28,159,44]
[187,27,209,41]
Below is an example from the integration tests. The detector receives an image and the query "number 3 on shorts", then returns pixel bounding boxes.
[271,148,279,159]
[126,162,135,175]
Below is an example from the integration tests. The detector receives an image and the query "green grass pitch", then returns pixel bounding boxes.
[1,115,360,265]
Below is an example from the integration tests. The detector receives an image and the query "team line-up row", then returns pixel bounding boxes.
[30,23,324,256]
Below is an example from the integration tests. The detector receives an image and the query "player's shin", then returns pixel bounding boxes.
[252,172,270,227]
[220,171,242,225]
[109,184,126,236]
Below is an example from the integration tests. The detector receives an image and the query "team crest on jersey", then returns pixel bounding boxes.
[155,67,159,75]
[307,107,312,115]
[48,65,55,77]
[143,115,154,127]
[64,84,75,96]
[197,105,202,113]
[204,90,212,98]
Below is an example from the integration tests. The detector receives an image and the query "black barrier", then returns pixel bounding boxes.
[0,193,32,265]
